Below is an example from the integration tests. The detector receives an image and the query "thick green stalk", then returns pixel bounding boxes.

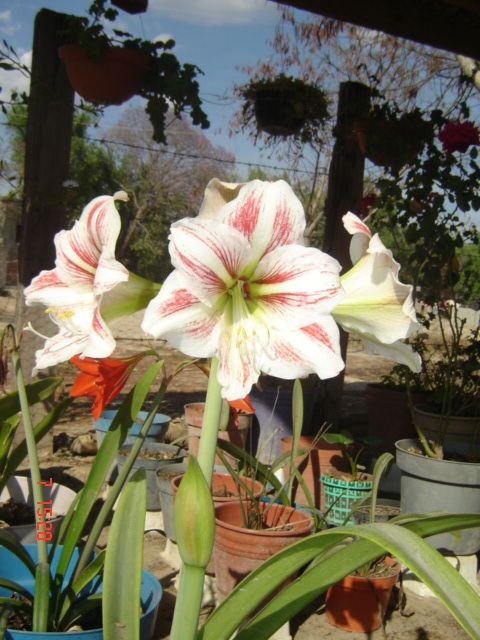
[11,340,49,632]
[170,565,206,639]
[170,357,223,640]
[196,357,223,489]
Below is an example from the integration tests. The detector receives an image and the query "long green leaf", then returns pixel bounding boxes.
[0,530,36,575]
[53,360,163,614]
[57,551,106,627]
[59,593,102,631]
[32,561,50,632]
[103,468,147,640]
[0,377,62,419]
[199,514,480,640]
[0,415,20,474]
[0,576,33,601]
[0,398,73,491]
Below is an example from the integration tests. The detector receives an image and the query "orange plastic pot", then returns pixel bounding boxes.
[325,556,401,632]
[280,435,349,511]
[59,44,150,105]
[214,501,314,601]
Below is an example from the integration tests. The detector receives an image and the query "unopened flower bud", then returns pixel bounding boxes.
[173,456,215,568]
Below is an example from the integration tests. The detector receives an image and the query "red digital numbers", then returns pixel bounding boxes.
[37,478,52,487]
[36,478,53,541]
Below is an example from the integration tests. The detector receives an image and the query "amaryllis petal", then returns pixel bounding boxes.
[94,249,129,296]
[342,211,371,264]
[197,178,245,220]
[218,180,306,266]
[141,271,219,357]
[70,352,146,418]
[169,219,251,304]
[260,318,344,381]
[250,244,344,330]
[361,336,422,372]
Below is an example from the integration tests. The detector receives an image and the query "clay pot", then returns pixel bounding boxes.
[325,556,401,632]
[172,471,265,575]
[366,384,426,455]
[214,501,314,602]
[184,402,253,467]
[280,435,349,511]
[59,44,150,105]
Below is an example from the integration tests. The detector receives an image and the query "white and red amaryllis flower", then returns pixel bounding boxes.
[24,192,159,370]
[332,212,421,371]
[142,179,345,400]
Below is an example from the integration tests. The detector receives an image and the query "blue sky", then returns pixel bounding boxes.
[0,0,291,177]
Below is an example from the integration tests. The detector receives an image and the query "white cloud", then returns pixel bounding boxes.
[154,32,175,44]
[0,50,31,100]
[149,0,278,26]
[0,9,20,37]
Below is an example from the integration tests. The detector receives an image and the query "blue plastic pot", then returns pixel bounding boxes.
[94,410,170,447]
[0,544,162,639]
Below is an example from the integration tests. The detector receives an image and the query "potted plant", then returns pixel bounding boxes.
[0,328,166,636]
[320,431,378,526]
[239,73,329,143]
[58,0,209,143]
[355,100,433,173]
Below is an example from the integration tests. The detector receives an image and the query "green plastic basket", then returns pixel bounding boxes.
[321,473,372,526]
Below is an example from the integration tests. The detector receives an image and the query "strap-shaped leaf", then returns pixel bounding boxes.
[103,468,147,640]
[0,377,62,420]
[57,551,105,625]
[199,514,480,640]
[0,576,33,601]
[0,529,36,575]
[53,359,163,613]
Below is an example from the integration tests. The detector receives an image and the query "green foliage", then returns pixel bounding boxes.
[64,0,209,144]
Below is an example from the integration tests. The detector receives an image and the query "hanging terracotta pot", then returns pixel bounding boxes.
[325,556,401,632]
[184,402,253,467]
[213,500,314,602]
[280,435,349,511]
[58,44,150,105]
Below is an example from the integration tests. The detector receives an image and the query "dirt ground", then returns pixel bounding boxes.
[0,280,475,640]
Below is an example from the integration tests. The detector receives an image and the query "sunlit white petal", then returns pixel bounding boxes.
[343,211,372,264]
[197,178,245,220]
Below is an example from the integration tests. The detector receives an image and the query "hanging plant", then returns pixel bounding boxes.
[241,74,330,143]
[354,104,434,172]
[58,0,209,144]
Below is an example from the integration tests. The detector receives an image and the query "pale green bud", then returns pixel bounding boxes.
[173,456,215,568]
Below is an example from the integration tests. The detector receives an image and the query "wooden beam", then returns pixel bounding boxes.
[321,81,370,430]
[273,0,480,60]
[19,9,74,287]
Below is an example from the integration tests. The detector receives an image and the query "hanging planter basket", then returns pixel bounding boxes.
[242,75,329,142]
[58,43,150,105]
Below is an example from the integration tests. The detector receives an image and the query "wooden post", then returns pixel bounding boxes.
[321,81,370,429]
[19,8,74,287]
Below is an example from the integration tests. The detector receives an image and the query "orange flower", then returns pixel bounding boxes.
[228,395,255,426]
[69,353,146,419]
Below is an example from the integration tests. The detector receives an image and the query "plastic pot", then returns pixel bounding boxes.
[94,410,170,448]
[321,473,373,526]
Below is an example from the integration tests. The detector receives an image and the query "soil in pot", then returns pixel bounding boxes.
[352,499,401,524]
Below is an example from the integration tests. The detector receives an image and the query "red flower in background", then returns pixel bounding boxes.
[439,121,480,154]
[359,194,376,217]
[70,353,146,418]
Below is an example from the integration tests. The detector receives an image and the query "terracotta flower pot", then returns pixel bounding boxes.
[184,402,253,467]
[214,501,314,602]
[172,471,264,575]
[280,435,349,511]
[58,44,150,105]
[325,556,401,632]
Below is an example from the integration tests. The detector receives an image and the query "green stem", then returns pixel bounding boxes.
[170,357,223,640]
[197,357,223,489]
[10,335,49,632]
[74,379,168,580]
[170,565,206,639]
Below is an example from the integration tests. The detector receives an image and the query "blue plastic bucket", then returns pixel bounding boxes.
[0,544,162,639]
[94,410,170,447]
